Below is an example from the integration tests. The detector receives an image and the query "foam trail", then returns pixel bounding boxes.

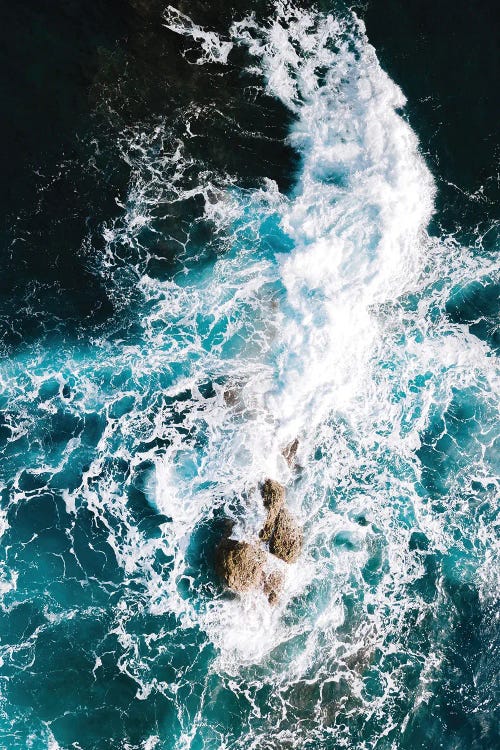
[233,8,436,445]
[163,6,233,64]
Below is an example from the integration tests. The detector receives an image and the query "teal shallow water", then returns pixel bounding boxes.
[0,2,498,749]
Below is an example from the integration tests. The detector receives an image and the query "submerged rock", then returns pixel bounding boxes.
[282,438,299,468]
[263,570,284,606]
[223,387,239,407]
[269,508,303,563]
[216,539,265,593]
[259,479,286,542]
[223,380,247,413]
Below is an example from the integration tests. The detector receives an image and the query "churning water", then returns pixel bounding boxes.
[0,2,498,748]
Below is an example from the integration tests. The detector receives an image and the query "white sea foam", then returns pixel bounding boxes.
[163,6,233,65]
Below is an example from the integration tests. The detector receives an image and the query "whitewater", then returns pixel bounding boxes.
[0,3,498,749]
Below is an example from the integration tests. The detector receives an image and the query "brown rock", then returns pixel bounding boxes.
[269,508,303,563]
[263,570,284,606]
[259,479,286,542]
[216,539,265,593]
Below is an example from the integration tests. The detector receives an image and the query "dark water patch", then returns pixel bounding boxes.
[71,507,123,583]
[0,599,46,647]
[0,0,132,348]
[0,0,299,354]
[404,578,499,750]
[2,493,121,607]
[17,470,51,493]
[446,277,500,353]
[417,386,495,499]
[7,492,62,544]
[4,614,181,750]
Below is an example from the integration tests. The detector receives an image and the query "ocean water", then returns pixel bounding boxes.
[0,2,498,749]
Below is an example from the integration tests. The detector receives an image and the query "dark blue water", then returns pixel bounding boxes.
[0,2,498,749]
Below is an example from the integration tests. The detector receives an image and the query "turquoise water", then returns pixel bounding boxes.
[0,3,498,749]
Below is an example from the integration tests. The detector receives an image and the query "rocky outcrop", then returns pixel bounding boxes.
[259,478,303,564]
[259,479,285,542]
[263,570,284,606]
[215,477,303,602]
[215,539,265,593]
[269,508,303,563]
